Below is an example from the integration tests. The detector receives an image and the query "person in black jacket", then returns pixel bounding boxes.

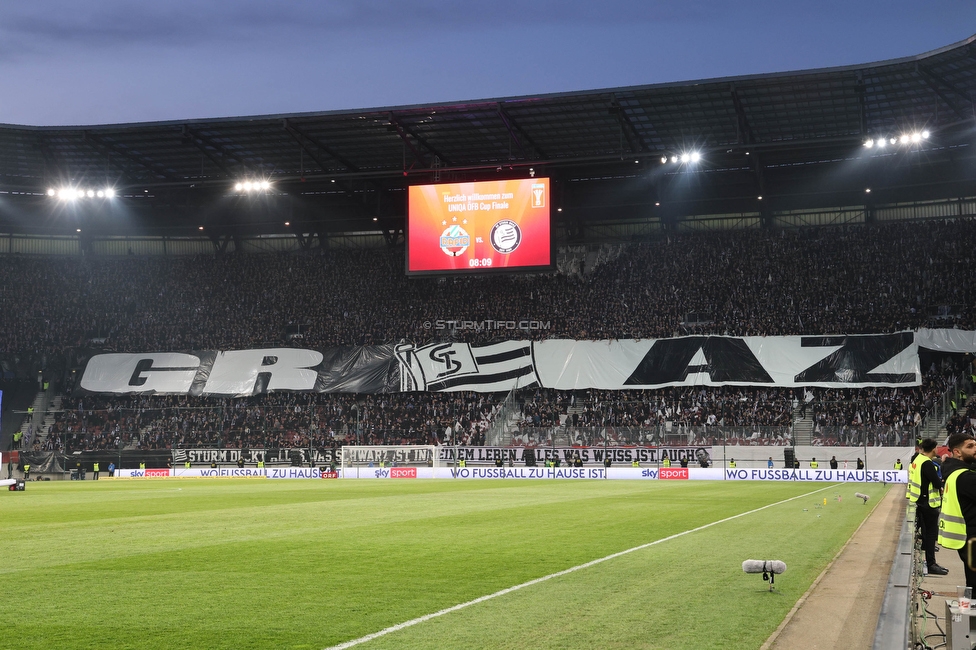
[939,434,976,589]
[911,439,948,575]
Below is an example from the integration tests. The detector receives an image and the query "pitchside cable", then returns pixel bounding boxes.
[322,483,840,650]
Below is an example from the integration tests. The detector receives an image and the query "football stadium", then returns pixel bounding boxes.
[3,32,976,650]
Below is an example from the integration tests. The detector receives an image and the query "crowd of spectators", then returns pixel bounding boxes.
[35,371,964,452]
[1,220,975,359]
[43,391,502,453]
[510,378,954,448]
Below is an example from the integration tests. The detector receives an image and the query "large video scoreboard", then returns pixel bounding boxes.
[406,178,552,276]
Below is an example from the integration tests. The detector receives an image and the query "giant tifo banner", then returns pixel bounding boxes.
[76,331,937,396]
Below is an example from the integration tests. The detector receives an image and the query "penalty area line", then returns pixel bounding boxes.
[323,483,838,650]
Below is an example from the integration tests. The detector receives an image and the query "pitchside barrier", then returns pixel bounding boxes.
[111,465,906,483]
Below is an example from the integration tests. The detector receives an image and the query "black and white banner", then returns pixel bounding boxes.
[79,345,399,396]
[78,332,922,396]
[534,332,919,389]
[396,340,541,392]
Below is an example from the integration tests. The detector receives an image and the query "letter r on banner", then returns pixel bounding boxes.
[203,349,324,395]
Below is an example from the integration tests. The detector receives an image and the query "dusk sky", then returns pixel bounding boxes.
[1,1,973,127]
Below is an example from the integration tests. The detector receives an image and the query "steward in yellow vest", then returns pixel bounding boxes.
[810,459,819,469]
[728,459,736,468]
[661,457,671,468]
[938,434,976,583]
[894,459,903,470]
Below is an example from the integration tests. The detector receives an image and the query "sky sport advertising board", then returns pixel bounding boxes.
[407,178,552,275]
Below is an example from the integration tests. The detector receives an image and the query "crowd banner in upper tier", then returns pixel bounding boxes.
[915,328,976,354]
[77,332,927,396]
[533,332,919,389]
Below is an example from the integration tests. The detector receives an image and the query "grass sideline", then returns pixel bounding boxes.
[0,479,889,649]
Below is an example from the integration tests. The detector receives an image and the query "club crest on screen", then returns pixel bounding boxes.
[490,220,521,254]
[439,225,470,256]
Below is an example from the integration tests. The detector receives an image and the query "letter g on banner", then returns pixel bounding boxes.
[80,353,201,393]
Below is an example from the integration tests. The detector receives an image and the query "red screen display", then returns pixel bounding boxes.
[407,178,551,275]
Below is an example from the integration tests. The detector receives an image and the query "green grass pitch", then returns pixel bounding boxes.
[0,479,889,649]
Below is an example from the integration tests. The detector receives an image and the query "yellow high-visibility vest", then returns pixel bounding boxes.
[939,468,970,549]
[662,458,671,468]
[908,456,942,508]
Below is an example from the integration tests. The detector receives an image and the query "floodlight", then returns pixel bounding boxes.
[86,189,95,198]
[670,156,678,163]
[899,134,910,144]
[876,138,886,148]
[243,181,253,191]
[680,153,690,163]
[75,189,86,199]
[97,190,105,198]
[690,152,701,163]
[46,188,55,196]
[58,189,70,200]
[911,132,921,143]
[865,188,871,193]
[198,226,204,230]
[105,188,115,198]
[757,196,763,200]
[889,138,896,145]
[235,183,243,191]
[864,139,874,148]
[660,156,668,164]
[921,130,930,139]
[260,180,270,190]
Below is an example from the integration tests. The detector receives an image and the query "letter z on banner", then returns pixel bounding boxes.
[396,340,541,392]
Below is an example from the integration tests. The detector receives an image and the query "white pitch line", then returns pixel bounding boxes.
[323,483,838,650]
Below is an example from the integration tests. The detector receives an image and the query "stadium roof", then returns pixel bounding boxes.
[2,34,976,239]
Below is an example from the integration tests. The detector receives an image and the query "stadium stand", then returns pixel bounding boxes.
[5,219,973,454]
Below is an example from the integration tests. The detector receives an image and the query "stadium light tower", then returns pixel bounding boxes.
[234,179,273,194]
[50,185,117,201]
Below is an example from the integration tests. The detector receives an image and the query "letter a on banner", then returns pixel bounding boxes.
[624,337,773,385]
